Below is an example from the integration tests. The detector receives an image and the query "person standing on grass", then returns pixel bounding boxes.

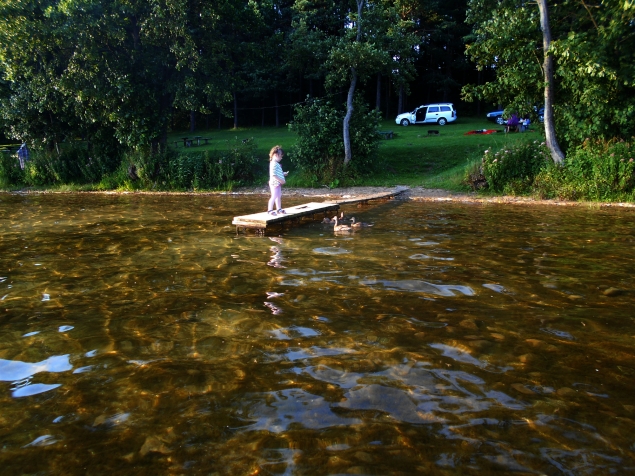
[505,113,519,133]
[17,143,29,169]
[267,145,288,216]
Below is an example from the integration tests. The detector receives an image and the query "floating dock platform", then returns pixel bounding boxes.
[232,187,408,234]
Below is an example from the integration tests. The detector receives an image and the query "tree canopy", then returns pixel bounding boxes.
[0,1,471,155]
[463,0,635,154]
[1,0,634,169]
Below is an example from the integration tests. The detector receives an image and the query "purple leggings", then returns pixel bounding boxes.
[268,183,282,211]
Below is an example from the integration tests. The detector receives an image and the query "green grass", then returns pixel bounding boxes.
[169,116,541,191]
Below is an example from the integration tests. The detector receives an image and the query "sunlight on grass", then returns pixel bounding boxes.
[169,116,542,191]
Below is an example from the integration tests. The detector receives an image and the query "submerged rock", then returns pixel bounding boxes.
[556,387,577,397]
[139,436,171,457]
[459,319,478,330]
[603,287,624,297]
[511,383,536,395]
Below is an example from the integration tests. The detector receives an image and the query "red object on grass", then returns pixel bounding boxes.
[464,129,501,135]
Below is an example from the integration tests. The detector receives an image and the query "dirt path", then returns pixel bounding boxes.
[232,185,635,208]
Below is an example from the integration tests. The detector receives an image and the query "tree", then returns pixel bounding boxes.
[463,0,635,160]
[536,0,564,164]
[289,95,381,182]
[0,0,249,152]
[324,1,391,165]
[342,0,364,165]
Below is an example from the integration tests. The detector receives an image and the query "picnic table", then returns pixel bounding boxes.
[173,137,212,147]
[377,130,394,139]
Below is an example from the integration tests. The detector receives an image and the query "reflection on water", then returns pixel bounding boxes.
[1,193,634,474]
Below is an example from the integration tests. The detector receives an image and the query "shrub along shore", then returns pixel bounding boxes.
[2,117,634,203]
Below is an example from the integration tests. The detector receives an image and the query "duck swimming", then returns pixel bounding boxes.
[333,216,352,232]
[350,217,373,228]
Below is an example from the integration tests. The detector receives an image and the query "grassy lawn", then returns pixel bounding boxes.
[169,116,542,191]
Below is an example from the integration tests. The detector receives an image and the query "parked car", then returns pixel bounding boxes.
[486,107,544,125]
[395,103,457,126]
[486,109,506,125]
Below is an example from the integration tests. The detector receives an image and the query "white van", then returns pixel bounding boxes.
[395,103,457,126]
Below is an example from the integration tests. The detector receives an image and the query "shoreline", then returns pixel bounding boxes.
[3,186,635,208]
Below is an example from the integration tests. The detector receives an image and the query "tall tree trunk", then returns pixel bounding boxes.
[343,0,364,167]
[375,72,381,111]
[233,91,238,129]
[398,84,404,114]
[343,67,357,166]
[537,0,565,164]
[189,110,196,132]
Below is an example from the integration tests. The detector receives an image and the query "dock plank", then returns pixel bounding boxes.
[233,202,339,229]
[324,186,409,205]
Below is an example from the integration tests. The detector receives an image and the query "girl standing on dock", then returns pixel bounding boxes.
[267,145,288,215]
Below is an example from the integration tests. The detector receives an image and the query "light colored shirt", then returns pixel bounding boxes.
[270,161,285,186]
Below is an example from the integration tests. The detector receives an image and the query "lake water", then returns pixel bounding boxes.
[1,193,634,474]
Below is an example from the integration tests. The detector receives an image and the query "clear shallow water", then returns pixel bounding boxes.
[1,193,634,474]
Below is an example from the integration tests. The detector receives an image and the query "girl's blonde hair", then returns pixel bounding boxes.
[269,145,283,161]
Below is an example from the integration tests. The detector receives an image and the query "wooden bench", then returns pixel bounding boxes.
[174,137,211,147]
[377,130,394,139]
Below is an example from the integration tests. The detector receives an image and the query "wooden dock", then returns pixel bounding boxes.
[232,187,408,234]
[324,186,409,205]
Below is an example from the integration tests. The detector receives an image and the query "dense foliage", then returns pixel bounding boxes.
[0,0,268,152]
[466,137,635,201]
[463,0,635,151]
[0,138,258,191]
[0,1,469,150]
[289,96,381,184]
[534,139,635,201]
[479,141,551,194]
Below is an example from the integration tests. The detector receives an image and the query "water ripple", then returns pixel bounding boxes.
[0,355,72,382]
[541,328,575,340]
[284,346,356,361]
[313,247,351,255]
[23,435,60,448]
[245,389,361,432]
[360,279,475,296]
[13,383,62,398]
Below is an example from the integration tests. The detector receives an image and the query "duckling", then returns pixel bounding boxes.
[333,216,351,232]
[322,216,334,224]
[350,217,373,228]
